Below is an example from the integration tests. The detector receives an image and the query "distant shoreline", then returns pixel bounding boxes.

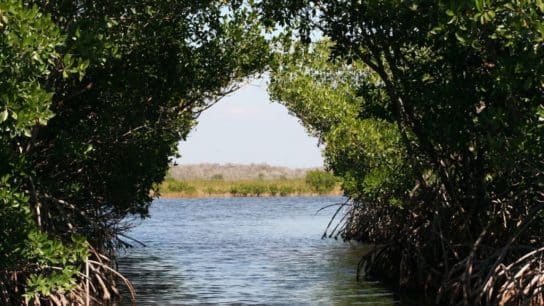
[160,165,341,199]
[158,191,343,199]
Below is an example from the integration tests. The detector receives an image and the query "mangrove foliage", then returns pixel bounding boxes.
[0,1,268,304]
[264,0,544,305]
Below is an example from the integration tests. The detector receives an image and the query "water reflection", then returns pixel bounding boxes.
[117,197,399,305]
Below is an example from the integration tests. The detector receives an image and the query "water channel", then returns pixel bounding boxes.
[117,196,404,305]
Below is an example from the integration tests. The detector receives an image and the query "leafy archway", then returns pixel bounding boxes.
[2,1,544,305]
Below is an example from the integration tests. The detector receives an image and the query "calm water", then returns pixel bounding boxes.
[117,196,399,305]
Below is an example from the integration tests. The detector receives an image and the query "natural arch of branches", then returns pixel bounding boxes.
[1,1,543,306]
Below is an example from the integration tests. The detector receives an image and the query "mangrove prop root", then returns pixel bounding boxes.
[335,170,544,306]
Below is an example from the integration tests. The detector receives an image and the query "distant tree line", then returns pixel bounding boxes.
[168,163,320,181]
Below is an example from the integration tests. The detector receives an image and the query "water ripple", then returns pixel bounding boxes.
[117,197,400,305]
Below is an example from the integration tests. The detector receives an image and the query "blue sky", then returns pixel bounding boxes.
[176,78,324,168]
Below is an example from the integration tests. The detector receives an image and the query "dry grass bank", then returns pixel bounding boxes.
[169,163,321,181]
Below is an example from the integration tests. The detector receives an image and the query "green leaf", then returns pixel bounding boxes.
[455,32,466,44]
[475,0,483,12]
[537,105,544,122]
[0,110,8,122]
[537,0,544,13]
[430,26,443,34]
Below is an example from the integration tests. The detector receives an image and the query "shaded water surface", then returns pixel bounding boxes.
[117,196,399,305]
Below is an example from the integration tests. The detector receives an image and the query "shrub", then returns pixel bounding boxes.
[229,186,239,196]
[268,184,279,196]
[304,170,337,194]
[205,186,215,195]
[279,186,294,197]
[211,174,224,181]
[251,183,267,196]
[166,179,196,194]
[230,184,250,196]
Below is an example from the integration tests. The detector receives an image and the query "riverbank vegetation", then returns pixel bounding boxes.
[264,1,544,305]
[160,170,341,198]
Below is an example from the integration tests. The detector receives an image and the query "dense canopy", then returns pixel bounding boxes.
[1,0,543,305]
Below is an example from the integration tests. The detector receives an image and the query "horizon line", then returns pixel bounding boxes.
[170,162,324,169]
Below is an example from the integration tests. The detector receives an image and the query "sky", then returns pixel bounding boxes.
[176,77,324,168]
